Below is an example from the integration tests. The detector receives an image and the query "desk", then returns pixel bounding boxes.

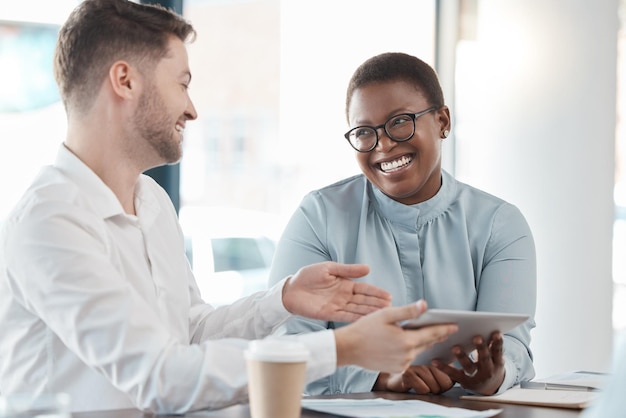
[71,388,583,418]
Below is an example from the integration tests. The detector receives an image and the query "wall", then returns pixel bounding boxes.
[454,0,618,377]
[279,0,437,217]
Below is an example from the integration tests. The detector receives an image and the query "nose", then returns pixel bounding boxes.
[185,97,198,121]
[375,128,396,151]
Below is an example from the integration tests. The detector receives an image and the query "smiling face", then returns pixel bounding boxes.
[133,36,197,166]
[348,80,450,205]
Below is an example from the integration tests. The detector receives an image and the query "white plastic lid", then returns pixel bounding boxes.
[244,339,310,363]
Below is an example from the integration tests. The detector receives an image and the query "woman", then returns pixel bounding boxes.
[268,52,536,396]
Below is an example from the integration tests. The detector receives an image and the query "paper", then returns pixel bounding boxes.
[301,398,502,418]
[532,370,609,390]
[460,386,598,409]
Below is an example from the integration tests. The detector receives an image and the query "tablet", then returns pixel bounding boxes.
[400,309,530,365]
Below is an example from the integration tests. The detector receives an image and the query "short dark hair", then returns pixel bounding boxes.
[345,52,445,122]
[53,0,196,114]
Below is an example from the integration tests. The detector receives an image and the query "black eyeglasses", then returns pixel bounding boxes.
[344,106,437,152]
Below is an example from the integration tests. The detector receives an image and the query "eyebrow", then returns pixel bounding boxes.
[352,109,419,126]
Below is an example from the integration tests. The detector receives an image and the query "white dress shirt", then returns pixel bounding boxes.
[0,144,336,413]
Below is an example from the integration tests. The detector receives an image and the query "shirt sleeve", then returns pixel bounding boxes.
[189,276,291,341]
[477,203,537,393]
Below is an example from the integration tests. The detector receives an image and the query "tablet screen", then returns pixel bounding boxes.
[400,309,530,365]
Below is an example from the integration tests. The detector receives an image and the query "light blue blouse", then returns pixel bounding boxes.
[268,170,536,395]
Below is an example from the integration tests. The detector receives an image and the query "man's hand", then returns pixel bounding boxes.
[374,365,455,394]
[334,300,458,373]
[282,262,391,323]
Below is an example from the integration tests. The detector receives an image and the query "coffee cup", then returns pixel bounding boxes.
[244,339,309,418]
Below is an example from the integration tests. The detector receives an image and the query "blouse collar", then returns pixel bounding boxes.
[368,170,457,230]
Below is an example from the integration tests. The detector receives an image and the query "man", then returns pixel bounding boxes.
[0,0,457,414]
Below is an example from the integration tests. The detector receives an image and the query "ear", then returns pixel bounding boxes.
[108,60,141,100]
[437,105,451,139]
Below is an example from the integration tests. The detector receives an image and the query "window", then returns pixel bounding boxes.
[613,0,626,331]
[0,0,438,307]
[212,237,275,272]
[0,1,76,223]
[179,0,437,304]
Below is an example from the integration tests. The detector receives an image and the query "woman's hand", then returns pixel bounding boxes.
[432,331,505,395]
[374,365,455,394]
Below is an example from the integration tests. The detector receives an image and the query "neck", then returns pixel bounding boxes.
[64,118,143,216]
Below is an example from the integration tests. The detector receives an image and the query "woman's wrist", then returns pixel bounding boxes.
[372,373,389,391]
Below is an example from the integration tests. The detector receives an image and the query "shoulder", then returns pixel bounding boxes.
[453,177,522,215]
[1,167,108,255]
[453,177,506,206]
[449,176,531,232]
[302,174,367,206]
[286,175,369,230]
[450,177,531,238]
[6,166,85,225]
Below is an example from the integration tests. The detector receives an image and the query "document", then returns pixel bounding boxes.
[527,370,609,390]
[460,384,599,409]
[301,398,502,418]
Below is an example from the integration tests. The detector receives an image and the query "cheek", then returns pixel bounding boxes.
[356,154,372,172]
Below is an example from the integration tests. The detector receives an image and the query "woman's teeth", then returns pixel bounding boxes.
[380,155,412,172]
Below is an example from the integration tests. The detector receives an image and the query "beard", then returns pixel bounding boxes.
[134,82,182,165]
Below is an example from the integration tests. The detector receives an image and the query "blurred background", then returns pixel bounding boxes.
[0,0,622,380]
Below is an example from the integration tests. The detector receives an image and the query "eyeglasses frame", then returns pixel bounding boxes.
[344,106,438,153]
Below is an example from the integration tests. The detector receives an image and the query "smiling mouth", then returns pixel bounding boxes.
[379,155,413,173]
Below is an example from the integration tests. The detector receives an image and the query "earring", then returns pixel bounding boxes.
[443,130,449,138]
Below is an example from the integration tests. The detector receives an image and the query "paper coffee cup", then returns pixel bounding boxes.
[245,339,309,418]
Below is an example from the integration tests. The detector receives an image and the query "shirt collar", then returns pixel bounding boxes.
[369,170,457,230]
[54,144,161,224]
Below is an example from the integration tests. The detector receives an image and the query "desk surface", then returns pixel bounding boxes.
[71,388,583,418]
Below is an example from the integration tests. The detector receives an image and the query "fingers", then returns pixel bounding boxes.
[407,366,440,394]
[340,300,389,316]
[383,301,458,354]
[380,300,428,323]
[490,331,504,368]
[351,282,392,304]
[332,298,428,323]
[325,261,370,279]
[455,345,479,378]
[404,324,458,352]
[346,293,391,314]
[414,366,454,394]
[432,332,507,396]
[399,366,455,395]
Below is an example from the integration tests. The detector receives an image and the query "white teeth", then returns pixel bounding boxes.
[380,155,412,172]
[175,125,184,133]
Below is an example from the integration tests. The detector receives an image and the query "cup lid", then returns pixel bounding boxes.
[244,339,310,363]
